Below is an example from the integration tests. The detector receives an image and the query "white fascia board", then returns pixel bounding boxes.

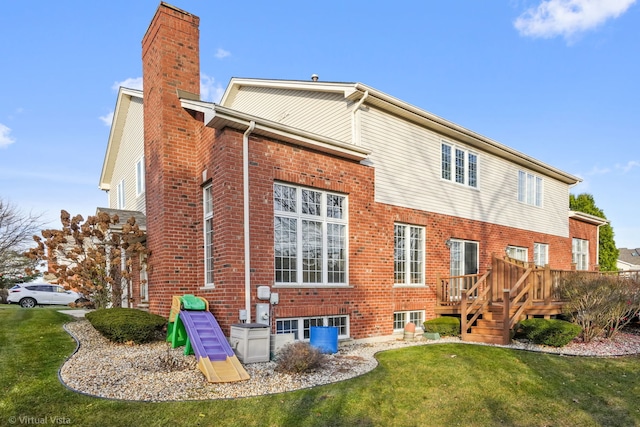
[99,87,144,190]
[220,77,358,106]
[569,210,609,226]
[180,99,371,161]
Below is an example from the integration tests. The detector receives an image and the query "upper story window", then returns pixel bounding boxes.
[394,224,425,286]
[136,156,145,196]
[518,171,543,207]
[506,245,528,262]
[116,179,125,209]
[534,243,549,267]
[572,238,589,271]
[274,183,347,286]
[441,142,478,188]
[203,184,214,287]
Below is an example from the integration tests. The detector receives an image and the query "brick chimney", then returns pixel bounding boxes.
[142,2,203,315]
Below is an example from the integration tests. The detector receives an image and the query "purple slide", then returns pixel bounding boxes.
[179,310,235,362]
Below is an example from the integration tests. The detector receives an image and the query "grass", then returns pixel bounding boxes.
[1,304,639,427]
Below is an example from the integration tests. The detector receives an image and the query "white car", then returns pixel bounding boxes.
[7,283,83,308]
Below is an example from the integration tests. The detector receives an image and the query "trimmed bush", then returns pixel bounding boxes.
[516,318,582,347]
[86,308,166,344]
[275,341,327,374]
[423,317,460,337]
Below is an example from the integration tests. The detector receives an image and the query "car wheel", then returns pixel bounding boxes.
[20,298,37,308]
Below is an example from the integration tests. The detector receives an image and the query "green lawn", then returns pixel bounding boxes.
[1,305,639,427]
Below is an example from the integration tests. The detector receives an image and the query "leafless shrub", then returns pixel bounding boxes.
[275,341,327,374]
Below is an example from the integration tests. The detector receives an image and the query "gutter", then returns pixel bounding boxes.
[243,121,256,322]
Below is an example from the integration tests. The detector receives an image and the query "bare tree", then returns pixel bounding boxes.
[25,210,146,308]
[0,198,45,282]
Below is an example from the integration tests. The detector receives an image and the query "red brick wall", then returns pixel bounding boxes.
[142,4,205,316]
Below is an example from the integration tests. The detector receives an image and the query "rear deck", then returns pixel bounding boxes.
[435,256,639,344]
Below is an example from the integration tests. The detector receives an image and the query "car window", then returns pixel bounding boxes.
[54,287,67,293]
[25,285,39,291]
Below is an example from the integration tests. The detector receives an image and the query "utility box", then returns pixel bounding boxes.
[270,333,295,359]
[230,323,270,363]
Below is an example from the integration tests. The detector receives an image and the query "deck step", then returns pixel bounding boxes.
[471,326,503,335]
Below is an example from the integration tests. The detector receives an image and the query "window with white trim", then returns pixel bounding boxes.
[533,243,548,267]
[203,184,214,286]
[116,179,125,209]
[441,142,478,188]
[506,245,528,262]
[136,156,145,196]
[394,224,425,286]
[572,238,589,271]
[518,171,543,207]
[393,310,425,332]
[274,183,347,285]
[276,315,350,340]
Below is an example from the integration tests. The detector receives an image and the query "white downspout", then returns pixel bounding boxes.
[243,121,256,322]
[351,90,368,145]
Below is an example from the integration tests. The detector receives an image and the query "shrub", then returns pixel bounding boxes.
[558,273,640,342]
[275,341,327,374]
[86,308,166,344]
[423,317,460,337]
[517,318,582,347]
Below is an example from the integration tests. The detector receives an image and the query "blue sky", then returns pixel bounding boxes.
[1,0,638,249]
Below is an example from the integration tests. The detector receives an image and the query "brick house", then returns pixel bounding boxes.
[98,2,605,342]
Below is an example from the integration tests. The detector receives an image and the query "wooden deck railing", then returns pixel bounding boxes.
[438,255,628,342]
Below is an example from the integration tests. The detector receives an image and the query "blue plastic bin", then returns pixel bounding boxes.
[310,326,338,354]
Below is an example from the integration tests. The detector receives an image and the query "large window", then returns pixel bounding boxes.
[518,171,543,207]
[394,224,425,286]
[116,179,125,209]
[203,184,214,286]
[449,240,479,300]
[393,311,425,332]
[136,156,145,196]
[274,183,347,285]
[572,238,589,271]
[533,243,549,267]
[276,315,350,340]
[441,142,478,188]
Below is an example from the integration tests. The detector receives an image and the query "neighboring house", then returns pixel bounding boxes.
[99,87,148,308]
[99,2,605,342]
[617,248,640,271]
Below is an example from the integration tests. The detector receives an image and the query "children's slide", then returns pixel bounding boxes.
[167,295,249,383]
[178,310,250,383]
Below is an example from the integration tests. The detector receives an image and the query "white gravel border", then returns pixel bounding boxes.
[59,319,640,402]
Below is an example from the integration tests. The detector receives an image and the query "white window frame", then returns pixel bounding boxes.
[274,183,348,286]
[394,223,425,286]
[136,156,145,196]
[506,245,528,262]
[393,310,425,332]
[116,179,125,209]
[518,170,543,207]
[203,184,214,287]
[275,315,350,340]
[441,142,478,188]
[533,243,549,267]
[572,238,589,271]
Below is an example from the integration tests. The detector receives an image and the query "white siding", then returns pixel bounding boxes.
[226,86,352,143]
[109,98,146,213]
[361,107,570,237]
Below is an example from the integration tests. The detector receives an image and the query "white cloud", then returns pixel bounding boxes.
[616,160,640,173]
[215,48,231,59]
[586,165,611,175]
[201,73,225,103]
[111,77,143,91]
[514,0,636,40]
[99,111,114,126]
[0,123,16,148]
